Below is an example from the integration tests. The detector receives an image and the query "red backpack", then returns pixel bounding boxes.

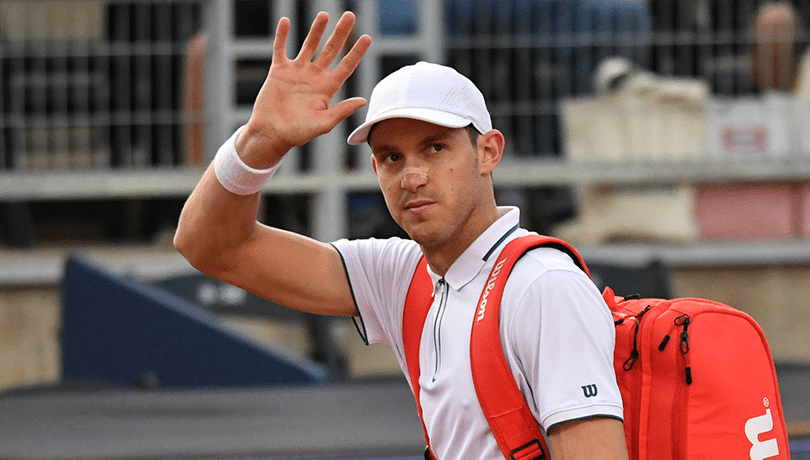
[403,234,790,460]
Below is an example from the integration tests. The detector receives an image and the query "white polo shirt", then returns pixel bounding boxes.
[332,207,623,460]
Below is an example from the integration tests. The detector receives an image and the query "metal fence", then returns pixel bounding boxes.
[2,0,810,191]
[0,1,204,171]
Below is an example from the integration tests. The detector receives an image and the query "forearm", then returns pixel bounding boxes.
[175,122,286,275]
[174,162,263,277]
[175,163,356,316]
[547,417,628,460]
[175,131,356,316]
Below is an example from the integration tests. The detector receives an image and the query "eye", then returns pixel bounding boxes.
[380,152,401,164]
[429,144,444,153]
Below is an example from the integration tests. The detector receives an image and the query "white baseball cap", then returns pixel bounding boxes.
[347,61,492,145]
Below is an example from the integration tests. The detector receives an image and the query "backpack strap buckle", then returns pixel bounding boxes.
[510,439,545,460]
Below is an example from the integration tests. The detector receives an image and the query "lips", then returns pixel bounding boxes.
[405,199,435,214]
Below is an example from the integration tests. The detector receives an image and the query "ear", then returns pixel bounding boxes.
[370,153,378,175]
[478,129,505,175]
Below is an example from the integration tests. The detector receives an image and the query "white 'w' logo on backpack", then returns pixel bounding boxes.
[745,407,779,460]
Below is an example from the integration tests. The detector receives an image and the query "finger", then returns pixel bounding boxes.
[331,34,371,82]
[314,11,356,69]
[272,17,291,63]
[297,11,330,62]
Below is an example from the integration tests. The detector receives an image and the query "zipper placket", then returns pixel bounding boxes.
[614,302,652,460]
[658,312,693,459]
[616,304,652,371]
[431,278,449,382]
[658,314,693,385]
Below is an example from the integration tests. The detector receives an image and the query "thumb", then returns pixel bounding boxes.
[323,97,367,129]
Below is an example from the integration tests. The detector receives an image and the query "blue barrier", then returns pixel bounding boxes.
[62,256,328,389]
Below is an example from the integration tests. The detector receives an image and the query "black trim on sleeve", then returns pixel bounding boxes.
[545,414,625,434]
[330,243,369,345]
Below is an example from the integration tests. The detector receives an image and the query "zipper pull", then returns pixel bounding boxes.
[675,315,693,384]
[621,305,652,371]
[623,348,639,371]
[436,278,445,295]
[622,319,641,371]
[658,334,671,351]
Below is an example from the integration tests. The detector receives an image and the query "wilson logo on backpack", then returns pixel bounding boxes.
[476,257,506,322]
[745,408,779,460]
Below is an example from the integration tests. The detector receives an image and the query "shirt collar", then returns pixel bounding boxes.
[427,206,521,290]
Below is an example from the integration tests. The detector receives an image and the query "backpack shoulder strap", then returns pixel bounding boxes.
[402,256,434,457]
[402,235,588,460]
[471,234,588,460]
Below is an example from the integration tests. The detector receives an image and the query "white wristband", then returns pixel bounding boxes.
[214,125,284,195]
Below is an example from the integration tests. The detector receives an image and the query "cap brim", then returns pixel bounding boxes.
[347,108,472,145]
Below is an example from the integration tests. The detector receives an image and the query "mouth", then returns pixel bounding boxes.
[404,200,435,215]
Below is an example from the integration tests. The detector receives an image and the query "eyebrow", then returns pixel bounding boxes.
[420,129,458,147]
[369,126,461,155]
[369,141,396,157]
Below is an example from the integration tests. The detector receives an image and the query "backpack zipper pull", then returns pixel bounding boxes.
[658,334,671,351]
[622,305,652,371]
[675,315,693,384]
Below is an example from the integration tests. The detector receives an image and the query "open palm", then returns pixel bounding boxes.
[243,12,371,163]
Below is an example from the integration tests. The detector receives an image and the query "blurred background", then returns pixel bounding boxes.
[1,0,810,459]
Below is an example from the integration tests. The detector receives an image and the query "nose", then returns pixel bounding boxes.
[401,165,428,193]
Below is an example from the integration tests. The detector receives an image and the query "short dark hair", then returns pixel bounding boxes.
[464,124,481,147]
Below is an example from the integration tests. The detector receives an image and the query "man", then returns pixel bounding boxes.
[175,11,628,460]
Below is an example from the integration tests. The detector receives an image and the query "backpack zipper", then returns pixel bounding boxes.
[616,304,653,371]
[670,313,693,458]
[658,314,693,385]
[614,302,653,457]
[676,315,693,385]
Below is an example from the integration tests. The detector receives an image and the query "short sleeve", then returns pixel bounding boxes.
[331,237,422,352]
[501,253,624,432]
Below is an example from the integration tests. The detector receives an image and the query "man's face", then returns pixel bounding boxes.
[369,118,491,252]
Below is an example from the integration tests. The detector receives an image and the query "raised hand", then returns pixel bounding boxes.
[237,11,372,168]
